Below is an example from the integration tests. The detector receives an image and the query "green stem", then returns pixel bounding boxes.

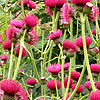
[76,19,79,38]
[0,4,5,12]
[8,43,14,79]
[86,17,96,44]
[3,64,5,79]
[70,18,73,40]
[21,0,25,16]
[64,58,72,100]
[63,29,67,42]
[58,44,65,97]
[80,13,96,91]
[55,78,59,100]
[67,61,86,100]
[13,29,26,80]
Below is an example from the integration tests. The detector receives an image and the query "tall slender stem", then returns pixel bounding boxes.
[55,78,59,100]
[80,13,96,91]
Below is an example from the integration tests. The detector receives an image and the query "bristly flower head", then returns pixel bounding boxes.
[72,84,84,93]
[16,45,27,58]
[64,77,73,88]
[0,55,8,61]
[64,62,70,71]
[48,29,62,41]
[92,29,96,35]
[90,64,100,73]
[96,81,100,90]
[18,0,29,6]
[2,40,12,50]
[46,7,53,16]
[27,30,38,45]
[48,64,61,75]
[63,40,77,52]
[71,0,91,6]
[45,0,58,7]
[26,78,37,86]
[28,1,36,9]
[47,80,61,90]
[71,71,81,81]
[89,90,100,100]
[0,79,21,94]
[10,20,25,28]
[75,36,92,48]
[24,14,38,27]
[89,5,99,21]
[61,3,74,26]
[56,0,66,7]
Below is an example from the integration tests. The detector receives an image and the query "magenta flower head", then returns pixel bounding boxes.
[26,78,37,86]
[56,0,66,7]
[46,7,53,16]
[45,0,58,8]
[61,3,74,26]
[0,79,21,95]
[19,69,24,73]
[28,1,36,9]
[64,62,70,72]
[89,5,99,21]
[27,30,38,45]
[92,29,96,35]
[16,45,27,58]
[71,71,81,82]
[24,14,38,27]
[96,81,100,90]
[90,64,100,77]
[47,64,61,78]
[75,36,92,49]
[72,84,84,93]
[64,77,73,88]
[47,80,61,90]
[10,20,25,28]
[48,29,62,43]
[89,90,100,100]
[2,40,12,50]
[18,0,29,6]
[15,86,28,100]
[71,0,91,6]
[0,55,8,61]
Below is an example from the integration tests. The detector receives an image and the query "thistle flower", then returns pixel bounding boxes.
[89,90,100,100]
[92,29,96,35]
[10,20,25,28]
[2,40,12,50]
[96,81,100,90]
[0,55,8,61]
[89,5,99,21]
[47,80,61,90]
[24,14,38,27]
[72,84,84,93]
[64,77,73,88]
[45,0,58,7]
[56,0,66,7]
[71,0,91,6]
[18,0,29,6]
[61,3,74,26]
[0,79,20,94]
[48,29,62,41]
[75,36,92,49]
[46,7,53,16]
[64,62,70,71]
[26,78,37,86]
[28,1,36,9]
[71,71,81,81]
[16,45,27,58]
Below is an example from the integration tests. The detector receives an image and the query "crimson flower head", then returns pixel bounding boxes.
[46,7,53,16]
[72,84,84,93]
[90,64,100,74]
[45,0,58,7]
[48,29,62,41]
[71,71,81,81]
[75,36,92,49]
[63,40,77,52]
[0,55,8,61]
[18,0,29,6]
[89,90,100,100]
[24,14,38,27]
[92,29,96,35]
[89,5,99,21]
[0,79,21,95]
[56,0,66,7]
[27,30,38,45]
[95,81,100,90]
[16,45,27,58]
[64,77,73,88]
[47,80,61,90]
[19,69,24,73]
[15,86,28,100]
[26,78,37,86]
[64,62,70,71]
[61,3,74,26]
[10,20,25,28]
[47,64,61,77]
[28,1,36,9]
[2,40,12,50]
[71,0,91,6]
